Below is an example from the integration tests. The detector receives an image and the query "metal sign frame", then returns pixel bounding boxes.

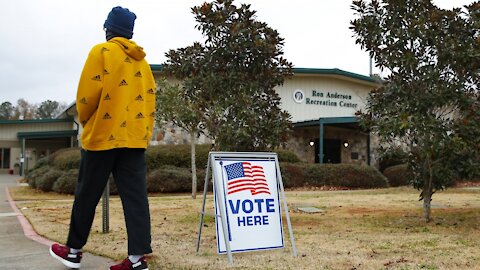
[196,152,297,265]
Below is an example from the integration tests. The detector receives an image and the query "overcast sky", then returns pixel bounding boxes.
[0,0,475,104]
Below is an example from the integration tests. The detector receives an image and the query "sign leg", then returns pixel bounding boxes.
[196,154,211,253]
[275,158,297,257]
[212,159,233,264]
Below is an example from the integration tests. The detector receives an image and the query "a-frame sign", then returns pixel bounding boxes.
[196,152,297,264]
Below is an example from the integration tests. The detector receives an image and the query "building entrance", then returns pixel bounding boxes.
[314,138,341,163]
[322,139,341,163]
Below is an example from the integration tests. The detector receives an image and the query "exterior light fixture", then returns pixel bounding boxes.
[343,141,349,148]
[309,140,315,147]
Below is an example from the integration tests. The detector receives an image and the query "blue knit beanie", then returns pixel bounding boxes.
[104,6,136,39]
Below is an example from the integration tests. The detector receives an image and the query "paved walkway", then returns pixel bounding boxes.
[0,174,113,269]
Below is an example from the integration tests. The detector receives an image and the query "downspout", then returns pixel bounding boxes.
[72,120,79,147]
[20,138,25,176]
[319,118,324,164]
[65,110,79,147]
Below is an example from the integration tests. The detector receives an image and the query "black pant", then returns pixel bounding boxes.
[67,148,152,255]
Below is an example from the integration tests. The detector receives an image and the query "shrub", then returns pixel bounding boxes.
[145,162,388,193]
[304,164,388,188]
[52,148,81,170]
[276,150,300,163]
[283,163,388,189]
[26,165,52,188]
[52,169,119,195]
[146,144,211,171]
[195,168,212,192]
[147,166,192,193]
[42,148,78,167]
[52,169,78,194]
[280,163,306,188]
[383,164,413,187]
[378,147,408,172]
[33,146,388,193]
[33,156,49,170]
[36,169,63,192]
[31,147,81,171]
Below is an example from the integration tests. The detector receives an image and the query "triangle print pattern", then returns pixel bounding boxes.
[103,113,112,120]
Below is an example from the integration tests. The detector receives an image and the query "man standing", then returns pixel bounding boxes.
[50,6,155,270]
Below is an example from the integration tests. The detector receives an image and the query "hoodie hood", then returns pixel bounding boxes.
[108,37,146,61]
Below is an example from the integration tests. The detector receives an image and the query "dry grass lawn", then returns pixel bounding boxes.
[9,186,480,270]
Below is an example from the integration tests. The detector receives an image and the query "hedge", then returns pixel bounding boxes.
[281,163,388,189]
[378,147,408,172]
[147,166,192,193]
[145,145,301,171]
[146,165,208,193]
[52,148,81,170]
[30,145,392,194]
[383,164,412,187]
[36,169,63,192]
[26,165,52,188]
[52,169,78,194]
[51,170,119,195]
[33,156,49,170]
[145,144,211,171]
[275,149,300,163]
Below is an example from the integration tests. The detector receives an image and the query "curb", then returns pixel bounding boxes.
[4,186,54,247]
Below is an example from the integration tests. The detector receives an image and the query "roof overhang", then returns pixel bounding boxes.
[17,130,78,139]
[0,119,73,125]
[150,65,381,87]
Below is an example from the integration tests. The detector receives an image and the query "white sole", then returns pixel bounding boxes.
[49,246,81,269]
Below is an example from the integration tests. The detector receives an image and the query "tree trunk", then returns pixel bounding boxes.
[190,131,197,199]
[423,160,434,223]
[422,185,432,223]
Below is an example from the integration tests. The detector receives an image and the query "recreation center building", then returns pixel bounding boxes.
[0,66,381,175]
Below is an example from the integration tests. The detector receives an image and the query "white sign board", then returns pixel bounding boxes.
[196,152,297,265]
[212,159,284,253]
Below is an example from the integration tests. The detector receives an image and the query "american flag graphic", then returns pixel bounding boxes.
[224,162,271,195]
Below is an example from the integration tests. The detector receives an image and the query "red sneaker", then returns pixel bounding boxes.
[110,257,148,270]
[49,243,82,269]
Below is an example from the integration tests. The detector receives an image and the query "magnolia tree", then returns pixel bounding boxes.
[351,0,480,222]
[162,0,293,152]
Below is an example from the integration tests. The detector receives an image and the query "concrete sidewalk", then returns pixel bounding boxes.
[0,174,113,269]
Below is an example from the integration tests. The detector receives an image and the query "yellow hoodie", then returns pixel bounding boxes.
[76,37,156,151]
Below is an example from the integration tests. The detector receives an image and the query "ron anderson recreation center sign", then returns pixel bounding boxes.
[293,89,359,109]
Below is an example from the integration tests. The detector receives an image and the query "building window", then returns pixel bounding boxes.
[1,148,10,169]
